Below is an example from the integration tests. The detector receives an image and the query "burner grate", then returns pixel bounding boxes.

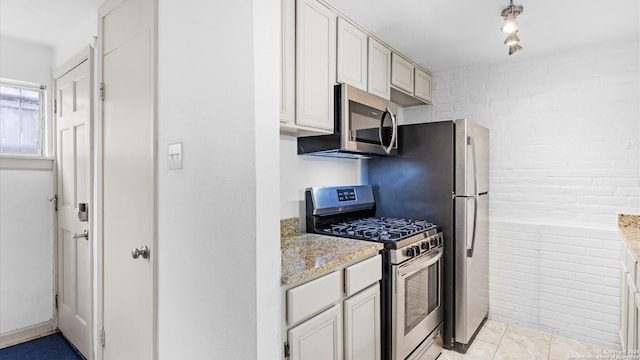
[319,217,435,242]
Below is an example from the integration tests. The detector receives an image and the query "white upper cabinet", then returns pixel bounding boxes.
[296,0,336,132]
[414,66,433,103]
[337,18,368,91]
[367,38,391,100]
[391,53,414,94]
[280,0,434,135]
[280,0,295,124]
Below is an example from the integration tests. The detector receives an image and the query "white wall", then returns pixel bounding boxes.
[280,135,363,228]
[0,36,53,86]
[0,37,55,337]
[403,42,640,348]
[253,0,282,357]
[157,0,280,358]
[52,14,97,68]
[0,169,53,334]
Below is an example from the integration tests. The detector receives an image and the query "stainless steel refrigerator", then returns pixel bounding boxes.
[368,119,489,353]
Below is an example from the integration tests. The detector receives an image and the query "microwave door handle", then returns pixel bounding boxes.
[379,107,397,154]
[378,110,386,149]
[398,248,443,277]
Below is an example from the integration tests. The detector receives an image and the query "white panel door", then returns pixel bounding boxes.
[289,304,342,360]
[337,18,367,91]
[367,38,391,100]
[344,284,380,360]
[296,0,336,131]
[99,0,155,358]
[55,54,92,359]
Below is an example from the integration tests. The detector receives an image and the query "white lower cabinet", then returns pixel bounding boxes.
[622,264,629,350]
[284,254,382,360]
[289,304,343,360]
[344,284,381,360]
[620,243,640,353]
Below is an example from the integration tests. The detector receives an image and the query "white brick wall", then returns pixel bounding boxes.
[403,42,640,348]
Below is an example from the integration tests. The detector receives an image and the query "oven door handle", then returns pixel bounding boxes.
[398,248,443,277]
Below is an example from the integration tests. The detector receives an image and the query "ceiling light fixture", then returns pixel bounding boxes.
[500,0,523,55]
[508,44,522,55]
[504,32,520,46]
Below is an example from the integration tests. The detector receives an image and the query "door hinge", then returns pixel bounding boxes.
[54,99,57,114]
[283,341,290,359]
[55,293,58,309]
[98,328,105,347]
[49,194,58,211]
[99,82,105,101]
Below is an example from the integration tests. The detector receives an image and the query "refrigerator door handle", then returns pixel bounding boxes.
[468,135,479,196]
[467,135,478,257]
[467,196,478,257]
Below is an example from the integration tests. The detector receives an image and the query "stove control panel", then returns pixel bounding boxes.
[336,188,357,202]
[401,233,443,261]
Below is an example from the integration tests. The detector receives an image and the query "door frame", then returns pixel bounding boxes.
[96,0,159,358]
[52,45,95,359]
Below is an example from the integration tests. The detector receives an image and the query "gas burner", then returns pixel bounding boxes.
[319,217,436,242]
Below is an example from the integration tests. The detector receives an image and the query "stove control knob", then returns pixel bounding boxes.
[406,247,415,257]
[413,245,421,255]
[421,241,430,251]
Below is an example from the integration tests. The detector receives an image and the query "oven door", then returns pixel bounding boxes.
[392,248,443,360]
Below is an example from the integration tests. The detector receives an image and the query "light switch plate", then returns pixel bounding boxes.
[168,143,183,170]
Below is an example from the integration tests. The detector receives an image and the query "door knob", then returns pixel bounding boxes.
[132,245,150,259]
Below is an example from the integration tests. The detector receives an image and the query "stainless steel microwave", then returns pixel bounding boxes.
[297,83,398,158]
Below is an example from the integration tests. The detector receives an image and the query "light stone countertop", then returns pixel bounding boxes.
[619,214,640,261]
[280,218,383,286]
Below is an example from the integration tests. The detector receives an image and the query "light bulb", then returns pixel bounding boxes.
[504,32,520,46]
[501,12,519,34]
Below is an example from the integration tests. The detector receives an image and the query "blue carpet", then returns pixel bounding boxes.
[0,332,85,360]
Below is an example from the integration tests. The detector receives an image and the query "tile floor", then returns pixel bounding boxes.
[439,320,618,360]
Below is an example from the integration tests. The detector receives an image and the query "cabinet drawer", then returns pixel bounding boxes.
[287,271,341,325]
[345,255,382,297]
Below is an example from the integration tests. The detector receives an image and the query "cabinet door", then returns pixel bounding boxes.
[367,38,390,100]
[391,53,414,94]
[635,292,640,353]
[337,18,367,91]
[280,0,295,124]
[414,67,432,103]
[622,266,629,351]
[628,273,637,352]
[296,0,336,132]
[344,284,380,360]
[289,304,343,360]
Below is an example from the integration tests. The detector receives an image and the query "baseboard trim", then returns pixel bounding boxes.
[0,320,55,349]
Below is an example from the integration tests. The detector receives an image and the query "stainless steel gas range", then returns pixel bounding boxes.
[306,185,444,360]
